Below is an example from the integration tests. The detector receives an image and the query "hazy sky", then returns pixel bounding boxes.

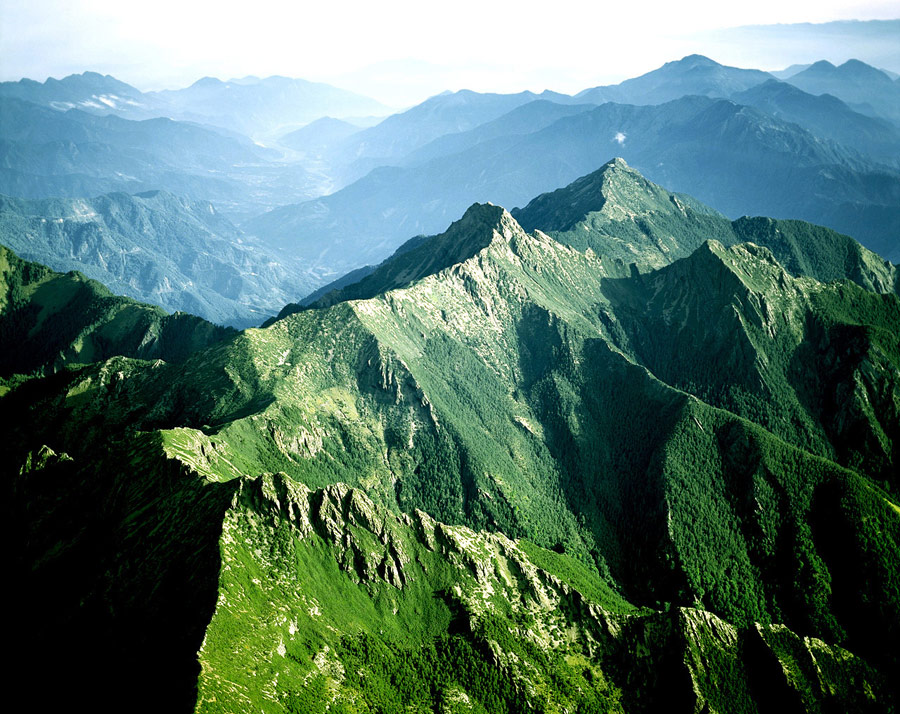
[2,1,898,105]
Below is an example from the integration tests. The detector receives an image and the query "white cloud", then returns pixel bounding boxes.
[613,132,627,145]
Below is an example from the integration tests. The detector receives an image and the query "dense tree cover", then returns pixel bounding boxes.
[4,182,899,711]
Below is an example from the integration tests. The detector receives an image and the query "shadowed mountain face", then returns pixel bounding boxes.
[0,244,235,378]
[5,162,898,711]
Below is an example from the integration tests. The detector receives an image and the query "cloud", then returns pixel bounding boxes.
[613,132,627,145]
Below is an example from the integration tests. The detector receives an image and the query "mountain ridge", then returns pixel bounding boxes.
[6,182,899,709]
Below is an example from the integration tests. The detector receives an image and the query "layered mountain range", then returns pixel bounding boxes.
[6,162,898,712]
[244,58,900,268]
[3,54,899,300]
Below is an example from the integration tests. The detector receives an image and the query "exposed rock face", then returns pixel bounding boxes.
[196,475,889,713]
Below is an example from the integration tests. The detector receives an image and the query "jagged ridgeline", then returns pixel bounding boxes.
[5,161,899,713]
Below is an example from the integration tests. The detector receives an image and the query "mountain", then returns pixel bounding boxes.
[732,79,900,167]
[147,75,388,140]
[575,54,772,105]
[0,190,322,327]
[6,180,899,710]
[0,71,162,119]
[0,97,329,219]
[771,64,811,79]
[246,97,900,270]
[396,99,598,167]
[278,116,362,154]
[785,60,900,124]
[513,159,899,293]
[0,72,389,142]
[322,89,568,182]
[279,160,898,322]
[0,244,234,381]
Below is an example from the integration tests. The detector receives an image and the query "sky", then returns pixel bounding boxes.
[1,1,898,106]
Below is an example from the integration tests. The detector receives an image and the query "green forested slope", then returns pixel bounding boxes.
[513,158,898,292]
[0,244,234,381]
[5,170,898,712]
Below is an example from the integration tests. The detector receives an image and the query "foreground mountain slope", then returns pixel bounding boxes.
[0,190,320,327]
[0,244,234,380]
[6,196,898,711]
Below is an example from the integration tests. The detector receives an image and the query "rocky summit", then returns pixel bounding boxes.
[5,163,899,713]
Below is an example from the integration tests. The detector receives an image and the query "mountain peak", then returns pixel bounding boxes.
[512,158,669,232]
[190,76,223,89]
[686,239,791,295]
[808,60,837,71]
[837,59,893,82]
[677,54,720,68]
[286,202,520,314]
[456,201,508,230]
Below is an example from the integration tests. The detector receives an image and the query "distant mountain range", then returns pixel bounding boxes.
[575,53,774,104]
[2,53,898,316]
[246,93,900,272]
[783,59,900,123]
[0,72,390,140]
[0,190,325,327]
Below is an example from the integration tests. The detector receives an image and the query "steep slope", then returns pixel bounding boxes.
[247,97,900,268]
[512,158,736,276]
[0,191,320,327]
[278,203,515,315]
[602,240,900,481]
[6,198,899,711]
[728,216,899,295]
[0,244,234,379]
[514,159,900,292]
